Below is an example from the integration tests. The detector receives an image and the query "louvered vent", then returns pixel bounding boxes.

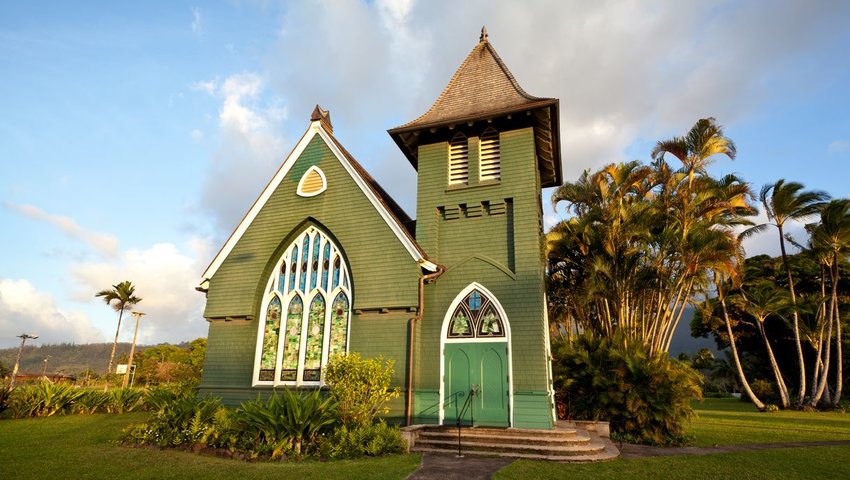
[479,128,500,181]
[448,133,469,185]
[297,166,327,197]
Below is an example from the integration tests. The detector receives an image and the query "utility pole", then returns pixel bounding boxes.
[42,355,51,378]
[122,311,145,388]
[10,333,38,387]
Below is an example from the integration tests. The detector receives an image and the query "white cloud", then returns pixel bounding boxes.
[191,7,202,35]
[69,238,213,344]
[194,72,287,236]
[829,140,849,153]
[191,79,217,95]
[5,203,119,257]
[0,279,105,348]
[191,128,203,141]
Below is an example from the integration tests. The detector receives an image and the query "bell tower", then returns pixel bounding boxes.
[389,28,563,429]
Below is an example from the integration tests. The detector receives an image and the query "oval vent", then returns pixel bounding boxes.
[297,166,327,197]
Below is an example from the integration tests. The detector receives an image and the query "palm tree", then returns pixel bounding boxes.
[808,200,850,406]
[714,276,766,410]
[651,117,736,191]
[759,179,830,405]
[733,282,791,408]
[96,281,142,387]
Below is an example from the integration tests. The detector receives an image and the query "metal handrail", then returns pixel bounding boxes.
[455,386,477,456]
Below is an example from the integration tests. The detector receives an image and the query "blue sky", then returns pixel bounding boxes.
[2,1,850,348]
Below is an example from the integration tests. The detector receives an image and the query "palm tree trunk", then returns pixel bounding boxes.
[778,225,806,406]
[719,284,765,410]
[832,262,843,407]
[756,319,790,408]
[812,265,836,406]
[811,263,828,401]
[105,307,125,391]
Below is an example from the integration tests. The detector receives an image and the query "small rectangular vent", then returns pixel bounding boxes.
[479,129,500,181]
[449,135,469,185]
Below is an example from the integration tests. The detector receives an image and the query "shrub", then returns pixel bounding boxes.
[123,394,224,448]
[319,421,407,459]
[552,333,702,446]
[105,388,145,413]
[237,389,337,457]
[324,353,399,427]
[750,379,776,402]
[0,384,12,415]
[7,381,84,418]
[75,389,110,414]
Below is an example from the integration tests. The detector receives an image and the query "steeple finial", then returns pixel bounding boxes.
[479,26,488,43]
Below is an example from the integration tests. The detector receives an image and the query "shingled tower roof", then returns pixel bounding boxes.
[388,27,562,187]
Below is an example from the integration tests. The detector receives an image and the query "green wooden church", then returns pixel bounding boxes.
[197,29,563,429]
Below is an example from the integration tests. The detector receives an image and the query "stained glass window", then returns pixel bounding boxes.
[310,234,320,290]
[281,294,303,381]
[256,226,352,384]
[289,248,298,293]
[329,292,349,357]
[303,295,325,381]
[449,308,473,337]
[332,256,340,289]
[258,296,282,381]
[446,289,505,339]
[322,243,330,291]
[299,235,309,291]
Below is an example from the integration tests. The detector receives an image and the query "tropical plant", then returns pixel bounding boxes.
[123,394,225,448]
[75,389,110,414]
[105,387,145,413]
[7,381,83,418]
[758,179,830,405]
[552,333,702,445]
[95,281,142,385]
[548,118,757,354]
[324,353,399,427]
[808,199,850,406]
[238,389,337,457]
[320,421,407,459]
[731,282,791,408]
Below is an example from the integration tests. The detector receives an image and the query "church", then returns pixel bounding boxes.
[197,29,563,430]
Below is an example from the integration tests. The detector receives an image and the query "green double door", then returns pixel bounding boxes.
[444,342,509,427]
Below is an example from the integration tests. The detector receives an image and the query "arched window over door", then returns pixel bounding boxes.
[254,225,352,385]
[447,289,505,339]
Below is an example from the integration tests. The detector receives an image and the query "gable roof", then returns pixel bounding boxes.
[200,112,437,284]
[388,28,562,187]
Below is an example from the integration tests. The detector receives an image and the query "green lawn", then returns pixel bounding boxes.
[691,398,850,446]
[496,398,850,479]
[3,399,850,479]
[0,413,420,480]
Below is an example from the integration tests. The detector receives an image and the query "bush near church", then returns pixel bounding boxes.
[553,333,702,446]
[122,353,406,461]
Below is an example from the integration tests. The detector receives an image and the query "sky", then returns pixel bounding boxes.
[2,0,850,349]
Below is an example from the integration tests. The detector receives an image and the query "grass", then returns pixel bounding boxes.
[691,398,850,446]
[496,397,850,479]
[0,413,420,480]
[3,398,850,479]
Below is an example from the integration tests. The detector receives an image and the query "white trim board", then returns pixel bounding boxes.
[201,120,431,281]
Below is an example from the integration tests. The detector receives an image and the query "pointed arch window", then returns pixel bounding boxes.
[255,226,352,385]
[447,289,505,338]
[448,132,469,185]
[479,127,500,182]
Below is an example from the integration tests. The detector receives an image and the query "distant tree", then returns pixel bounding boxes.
[95,281,142,385]
[759,179,830,405]
[0,358,9,379]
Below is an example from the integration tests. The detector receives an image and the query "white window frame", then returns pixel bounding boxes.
[252,225,352,387]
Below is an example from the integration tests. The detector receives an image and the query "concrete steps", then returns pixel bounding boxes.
[403,424,619,463]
